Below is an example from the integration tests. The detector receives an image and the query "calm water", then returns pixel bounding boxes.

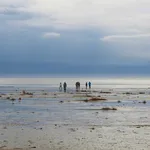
[1,77,150,88]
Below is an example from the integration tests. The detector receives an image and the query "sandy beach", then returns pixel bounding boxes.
[0,78,150,150]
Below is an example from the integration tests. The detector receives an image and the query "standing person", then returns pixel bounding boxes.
[63,82,67,92]
[76,82,80,92]
[78,82,80,91]
[88,82,91,89]
[85,82,88,89]
[75,82,78,92]
[59,82,62,91]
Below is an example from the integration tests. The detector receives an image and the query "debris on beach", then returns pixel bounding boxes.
[123,92,133,95]
[84,97,107,102]
[139,92,145,94]
[31,146,36,148]
[100,107,117,111]
[142,100,146,104]
[100,91,111,94]
[21,90,33,96]
[6,97,10,100]
[11,98,16,101]
[139,100,146,104]
[69,128,76,132]
[43,93,48,95]
[76,97,107,102]
[118,100,121,103]
[90,127,95,130]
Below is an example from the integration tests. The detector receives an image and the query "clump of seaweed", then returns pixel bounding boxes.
[123,92,132,95]
[100,107,117,111]
[100,91,111,94]
[83,97,107,102]
[139,92,145,94]
[139,100,147,104]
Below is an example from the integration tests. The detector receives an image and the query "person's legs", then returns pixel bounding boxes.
[76,85,78,92]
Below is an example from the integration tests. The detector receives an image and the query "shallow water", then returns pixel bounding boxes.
[0,84,150,150]
[0,86,150,127]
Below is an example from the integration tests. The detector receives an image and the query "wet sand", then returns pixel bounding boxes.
[0,86,150,150]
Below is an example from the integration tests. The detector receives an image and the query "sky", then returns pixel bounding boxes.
[0,0,150,75]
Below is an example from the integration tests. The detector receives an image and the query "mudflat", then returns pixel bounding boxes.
[0,86,150,150]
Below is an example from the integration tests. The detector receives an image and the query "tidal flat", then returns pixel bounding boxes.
[0,85,150,150]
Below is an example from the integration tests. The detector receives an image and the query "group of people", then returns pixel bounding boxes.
[59,81,91,92]
[59,82,67,92]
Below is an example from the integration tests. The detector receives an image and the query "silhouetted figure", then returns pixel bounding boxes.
[59,82,62,91]
[63,82,67,92]
[85,82,88,89]
[88,82,91,89]
[75,82,80,92]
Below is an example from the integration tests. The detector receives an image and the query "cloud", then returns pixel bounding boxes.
[101,33,150,42]
[1,0,150,34]
[1,0,150,64]
[43,32,60,38]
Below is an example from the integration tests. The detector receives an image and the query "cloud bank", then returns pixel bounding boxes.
[0,0,150,75]
[43,32,60,38]
[101,33,150,42]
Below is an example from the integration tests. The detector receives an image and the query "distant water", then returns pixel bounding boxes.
[0,75,150,88]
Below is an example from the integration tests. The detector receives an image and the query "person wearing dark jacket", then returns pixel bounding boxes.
[63,82,67,92]
[85,82,88,89]
[75,82,80,92]
[88,82,91,89]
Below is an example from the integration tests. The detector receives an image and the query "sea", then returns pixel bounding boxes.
[0,74,150,89]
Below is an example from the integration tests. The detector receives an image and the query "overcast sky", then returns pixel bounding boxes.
[0,0,150,75]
